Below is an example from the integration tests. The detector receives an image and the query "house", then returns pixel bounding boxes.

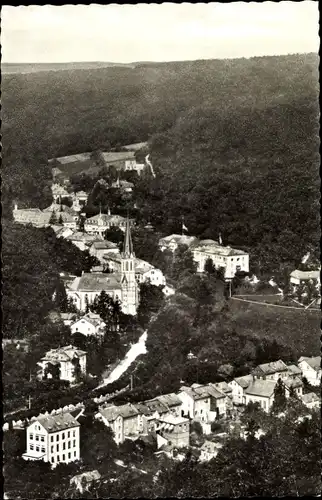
[51,183,72,203]
[282,376,304,398]
[229,375,254,405]
[134,259,166,287]
[95,403,141,444]
[70,470,101,494]
[252,360,289,381]
[84,210,134,236]
[298,356,321,386]
[66,221,139,315]
[287,364,303,379]
[290,269,320,286]
[65,231,101,251]
[199,440,223,461]
[13,205,52,227]
[22,412,80,465]
[51,225,74,239]
[191,239,249,280]
[124,160,146,175]
[244,379,277,412]
[156,415,190,450]
[177,384,226,423]
[89,240,119,263]
[301,392,321,410]
[38,345,87,383]
[70,313,106,338]
[149,393,183,418]
[158,234,198,253]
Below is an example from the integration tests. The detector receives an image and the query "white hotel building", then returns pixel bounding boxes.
[191,239,249,279]
[22,412,80,465]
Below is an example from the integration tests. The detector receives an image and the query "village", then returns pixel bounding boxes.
[3,146,320,495]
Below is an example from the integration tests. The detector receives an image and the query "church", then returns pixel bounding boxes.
[66,218,139,315]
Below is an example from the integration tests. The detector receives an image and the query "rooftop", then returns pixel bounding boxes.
[35,412,80,433]
[68,273,122,292]
[283,376,303,389]
[159,234,198,246]
[287,364,302,376]
[192,242,247,257]
[253,359,288,376]
[302,392,320,404]
[158,415,189,425]
[41,345,86,363]
[99,403,139,422]
[232,374,254,389]
[298,356,321,371]
[90,240,118,250]
[245,379,277,398]
[101,151,136,163]
[152,393,182,408]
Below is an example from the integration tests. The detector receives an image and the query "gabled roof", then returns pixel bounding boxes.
[43,203,77,216]
[153,393,182,408]
[245,379,277,398]
[179,386,212,401]
[192,242,247,257]
[101,151,136,163]
[35,412,80,433]
[159,234,197,246]
[232,374,254,389]
[13,209,52,226]
[200,440,223,452]
[68,273,122,292]
[158,415,189,426]
[99,403,139,422]
[90,240,118,250]
[302,392,320,404]
[71,314,105,328]
[252,359,288,376]
[144,398,169,414]
[41,345,86,363]
[70,470,101,486]
[283,376,303,389]
[298,356,321,371]
[212,381,232,395]
[287,364,302,376]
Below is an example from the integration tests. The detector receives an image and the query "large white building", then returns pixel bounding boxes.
[67,219,139,316]
[38,345,87,383]
[84,209,134,236]
[298,356,321,386]
[191,239,249,279]
[70,313,106,338]
[22,412,80,465]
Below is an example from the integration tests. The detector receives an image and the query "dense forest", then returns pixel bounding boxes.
[2,53,319,274]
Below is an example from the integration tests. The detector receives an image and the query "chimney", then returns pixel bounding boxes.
[14,203,18,211]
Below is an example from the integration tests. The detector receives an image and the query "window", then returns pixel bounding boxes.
[62,432,65,439]
[51,446,54,453]
[41,446,45,453]
[63,442,66,450]
[200,409,203,414]
[50,435,53,442]
[56,434,59,441]
[30,444,34,450]
[62,454,65,461]
[36,446,40,452]
[68,431,70,438]
[35,435,39,441]
[73,440,76,447]
[51,457,54,463]
[73,431,76,437]
[41,436,44,442]
[56,444,59,452]
[30,433,34,440]
[74,451,76,457]
[68,441,71,449]
[57,456,60,462]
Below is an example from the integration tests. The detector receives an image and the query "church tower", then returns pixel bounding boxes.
[121,218,138,315]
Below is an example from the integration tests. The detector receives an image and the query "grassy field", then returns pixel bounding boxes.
[228,298,320,358]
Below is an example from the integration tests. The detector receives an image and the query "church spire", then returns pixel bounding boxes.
[123,217,134,258]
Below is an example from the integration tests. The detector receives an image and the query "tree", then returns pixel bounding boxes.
[71,357,82,383]
[104,226,124,245]
[49,210,58,225]
[58,214,64,225]
[272,378,287,413]
[171,245,197,282]
[204,257,215,274]
[44,362,61,380]
[137,282,165,328]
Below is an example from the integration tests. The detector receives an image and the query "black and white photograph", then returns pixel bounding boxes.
[2,2,320,498]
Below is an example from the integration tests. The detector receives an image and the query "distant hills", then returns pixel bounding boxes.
[1,61,137,74]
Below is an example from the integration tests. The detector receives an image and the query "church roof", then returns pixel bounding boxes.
[68,273,122,292]
[122,217,134,258]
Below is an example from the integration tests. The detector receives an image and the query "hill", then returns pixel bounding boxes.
[2,53,319,273]
[1,61,136,74]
